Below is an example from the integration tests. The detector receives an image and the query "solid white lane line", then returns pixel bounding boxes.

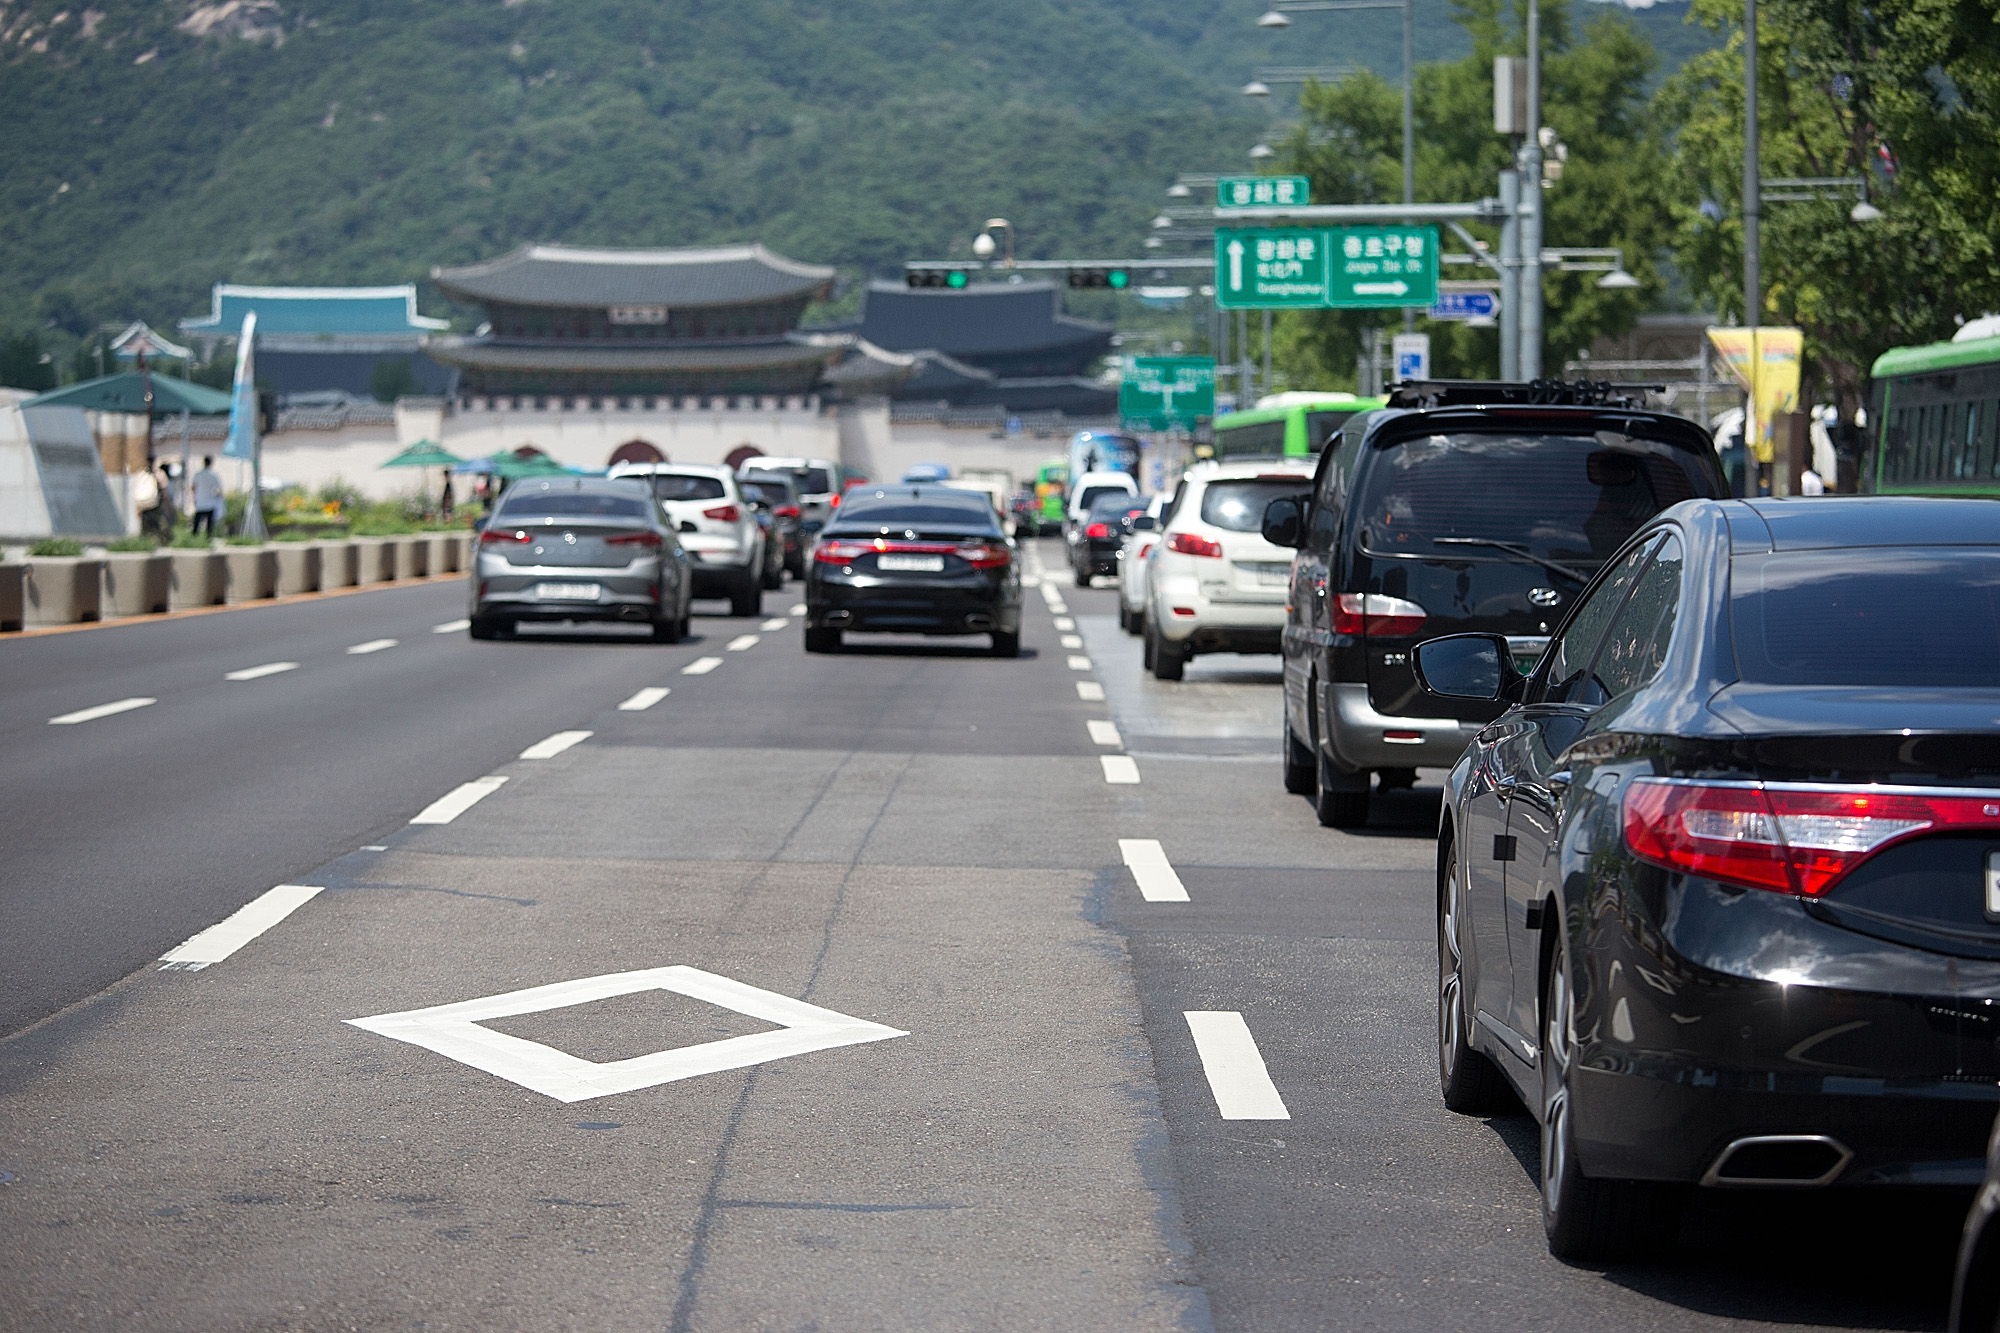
[347,638,398,655]
[618,687,671,711]
[1101,755,1141,784]
[789,603,807,616]
[1076,681,1105,701]
[433,619,471,634]
[520,730,592,760]
[410,776,508,825]
[1067,655,1093,671]
[682,656,723,675]
[1088,719,1123,746]
[726,634,760,651]
[1060,634,1084,649]
[760,617,789,631]
[1120,838,1189,902]
[48,697,156,726]
[1184,1012,1291,1120]
[1053,617,1076,631]
[224,661,299,681]
[158,884,324,972]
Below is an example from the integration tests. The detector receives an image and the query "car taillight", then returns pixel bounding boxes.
[1085,522,1111,539]
[1136,539,1157,558]
[1331,593,1427,637]
[828,494,840,508]
[480,529,530,545]
[1623,778,2000,896]
[814,539,874,564]
[1165,532,1223,558]
[956,540,1011,569]
[776,505,800,518]
[605,531,664,548]
[703,504,740,523]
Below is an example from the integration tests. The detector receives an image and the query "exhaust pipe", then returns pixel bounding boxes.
[1700,1135,1852,1188]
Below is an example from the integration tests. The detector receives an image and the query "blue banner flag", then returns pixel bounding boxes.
[222,310,257,461]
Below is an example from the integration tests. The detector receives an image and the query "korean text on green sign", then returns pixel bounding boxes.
[1121,357,1216,430]
[1215,225,1439,310]
[1217,176,1311,209]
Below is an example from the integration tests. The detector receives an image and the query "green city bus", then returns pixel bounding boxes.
[1034,459,1068,532]
[1210,391,1388,460]
[1866,333,2000,494]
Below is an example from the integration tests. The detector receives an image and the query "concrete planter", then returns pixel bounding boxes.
[393,535,430,580]
[0,562,23,631]
[223,546,279,603]
[274,543,323,596]
[354,537,396,584]
[169,549,227,610]
[427,532,457,574]
[102,551,171,617]
[320,540,359,589]
[453,531,474,572]
[24,556,105,626]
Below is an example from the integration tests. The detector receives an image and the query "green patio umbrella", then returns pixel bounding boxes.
[379,441,465,469]
[25,371,232,416]
[485,451,572,480]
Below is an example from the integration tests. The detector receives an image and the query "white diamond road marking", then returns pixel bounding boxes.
[410,776,507,824]
[682,656,723,675]
[789,603,807,616]
[48,697,155,726]
[1087,719,1123,746]
[1120,838,1188,902]
[347,966,909,1103]
[760,617,789,631]
[618,687,671,711]
[520,730,591,760]
[1053,617,1076,631]
[726,634,760,651]
[159,884,323,971]
[1076,681,1105,701]
[224,661,299,681]
[433,619,471,633]
[1067,655,1093,671]
[1185,1011,1291,1120]
[1060,634,1084,649]
[347,638,398,655]
[1101,755,1141,784]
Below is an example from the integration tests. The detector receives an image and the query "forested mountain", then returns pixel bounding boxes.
[0,0,1712,341]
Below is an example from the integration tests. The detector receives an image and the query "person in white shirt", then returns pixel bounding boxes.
[1799,469,1827,496]
[189,456,224,538]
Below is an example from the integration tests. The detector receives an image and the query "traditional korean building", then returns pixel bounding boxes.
[179,284,455,399]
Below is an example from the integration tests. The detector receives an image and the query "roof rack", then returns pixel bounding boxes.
[1386,379,1666,409]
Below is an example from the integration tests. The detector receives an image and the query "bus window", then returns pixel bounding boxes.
[1216,419,1288,456]
[1306,410,1353,451]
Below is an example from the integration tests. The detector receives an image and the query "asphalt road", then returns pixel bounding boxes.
[0,542,1972,1331]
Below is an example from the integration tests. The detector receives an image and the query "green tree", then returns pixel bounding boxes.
[0,331,57,391]
[369,357,420,404]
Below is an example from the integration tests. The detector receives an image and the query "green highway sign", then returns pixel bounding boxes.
[1120,356,1216,430]
[1217,176,1311,209]
[1215,225,1439,310]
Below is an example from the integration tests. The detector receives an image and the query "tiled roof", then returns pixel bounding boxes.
[432,244,835,310]
[427,341,838,374]
[181,284,448,337]
[835,282,1113,364]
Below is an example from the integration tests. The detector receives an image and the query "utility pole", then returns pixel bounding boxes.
[1401,0,1417,335]
[1499,167,1521,380]
[1743,0,1762,493]
[1519,0,1544,380]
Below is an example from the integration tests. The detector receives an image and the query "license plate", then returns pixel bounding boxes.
[535,582,600,601]
[878,555,944,572]
[1241,562,1289,587]
[1987,851,2000,920]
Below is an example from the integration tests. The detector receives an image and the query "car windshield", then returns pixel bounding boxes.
[1355,432,1709,565]
[1201,478,1309,532]
[829,500,1000,535]
[1732,547,2000,687]
[648,474,726,502]
[498,493,649,519]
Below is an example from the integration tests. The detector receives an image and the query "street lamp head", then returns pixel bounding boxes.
[1596,268,1642,290]
[1144,236,1164,249]
[1256,9,1292,26]
[1166,182,1192,198]
[1151,214,1174,230]
[1242,80,1272,98]
[971,233,996,258]
[1249,142,1276,160]
[1850,199,1884,223]
[984,218,1010,231]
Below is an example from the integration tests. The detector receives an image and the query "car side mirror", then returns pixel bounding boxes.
[1412,633,1523,702]
[1261,497,1304,548]
[679,520,698,534]
[1133,515,1158,531]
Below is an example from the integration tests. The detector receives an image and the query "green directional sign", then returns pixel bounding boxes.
[1215,225,1439,310]
[1216,176,1311,209]
[1327,225,1439,309]
[1120,356,1216,430]
[1215,229,1329,309]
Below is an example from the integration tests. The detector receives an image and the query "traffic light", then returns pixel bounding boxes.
[1067,267,1131,290]
[906,268,971,289]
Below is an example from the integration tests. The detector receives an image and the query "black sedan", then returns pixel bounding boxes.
[803,486,1021,656]
[1071,492,1149,587]
[1410,496,2000,1261]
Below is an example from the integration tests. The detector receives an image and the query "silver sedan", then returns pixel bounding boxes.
[469,477,692,641]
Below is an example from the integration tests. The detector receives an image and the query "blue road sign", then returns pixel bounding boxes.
[1429,290,1498,321]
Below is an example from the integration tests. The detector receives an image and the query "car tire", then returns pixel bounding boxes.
[730,570,762,618]
[1148,622,1185,681]
[1315,751,1370,827]
[1074,565,1090,589]
[1438,849,1510,1114]
[651,611,681,643]
[1540,932,1681,1261]
[1282,718,1317,795]
[468,614,499,640]
[1141,622,1156,670]
[804,626,841,653]
[990,630,1020,658]
[762,560,783,591]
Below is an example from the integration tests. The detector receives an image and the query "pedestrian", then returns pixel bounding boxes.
[189,455,224,539]
[132,463,163,540]
[440,468,455,523]
[1799,468,1826,496]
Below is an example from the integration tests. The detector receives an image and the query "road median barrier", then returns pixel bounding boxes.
[393,535,430,580]
[25,555,104,625]
[169,548,226,609]
[353,537,396,584]
[102,551,171,616]
[321,538,359,589]
[274,542,323,596]
[224,544,279,603]
[0,562,23,630]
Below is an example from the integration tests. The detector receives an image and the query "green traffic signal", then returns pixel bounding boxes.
[947,271,968,289]
[1107,269,1129,289]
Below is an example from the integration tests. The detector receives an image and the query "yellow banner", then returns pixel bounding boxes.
[1707,327,1802,463]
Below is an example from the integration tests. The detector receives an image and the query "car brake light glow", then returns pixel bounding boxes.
[1085,522,1111,539]
[1623,778,2000,896]
[703,504,741,523]
[956,540,1011,569]
[776,505,801,519]
[1166,531,1223,558]
[480,529,530,545]
[828,494,840,508]
[1331,593,1427,637]
[605,531,664,548]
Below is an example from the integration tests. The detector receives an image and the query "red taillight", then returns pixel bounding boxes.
[956,540,1011,569]
[605,531,664,549]
[1331,593,1427,637]
[1623,779,2000,896]
[1166,531,1223,558]
[829,493,841,507]
[814,539,873,564]
[703,504,741,523]
[480,529,530,545]
[1136,539,1157,558]
[1085,522,1111,539]
[776,505,801,519]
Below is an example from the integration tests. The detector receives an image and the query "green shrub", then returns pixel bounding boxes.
[273,529,315,542]
[169,530,213,549]
[28,538,83,557]
[106,535,158,552]
[224,534,266,546]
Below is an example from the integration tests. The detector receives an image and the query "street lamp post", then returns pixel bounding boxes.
[1743,0,1761,492]
[1519,0,1544,379]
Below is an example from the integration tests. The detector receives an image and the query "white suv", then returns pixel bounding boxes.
[606,462,767,617]
[1142,459,1315,680]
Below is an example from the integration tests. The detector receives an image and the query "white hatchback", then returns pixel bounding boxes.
[607,461,767,617]
[1117,493,1169,635]
[1142,459,1315,680]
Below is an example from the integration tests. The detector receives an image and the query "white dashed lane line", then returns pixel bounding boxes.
[682,656,723,675]
[1087,720,1123,746]
[410,776,508,825]
[347,638,398,655]
[519,730,591,760]
[1100,755,1141,785]
[726,634,760,651]
[1184,1011,1291,1120]
[789,604,806,616]
[48,697,156,726]
[224,661,299,681]
[1067,655,1093,671]
[158,884,324,972]
[1060,634,1084,649]
[1053,618,1076,631]
[433,619,471,634]
[1119,839,1188,902]
[1076,681,1105,701]
[760,617,789,631]
[618,687,671,711]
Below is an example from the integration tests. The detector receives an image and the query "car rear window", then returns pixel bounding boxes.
[1076,485,1132,512]
[1355,432,1709,565]
[648,474,726,502]
[797,468,833,495]
[830,501,1000,534]
[499,493,649,519]
[1088,493,1147,519]
[1732,548,2000,687]
[1201,478,1310,532]
[741,475,796,502]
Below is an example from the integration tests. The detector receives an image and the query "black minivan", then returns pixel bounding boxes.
[1261,381,1729,827]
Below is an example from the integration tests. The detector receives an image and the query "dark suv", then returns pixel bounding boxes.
[1261,381,1728,827]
